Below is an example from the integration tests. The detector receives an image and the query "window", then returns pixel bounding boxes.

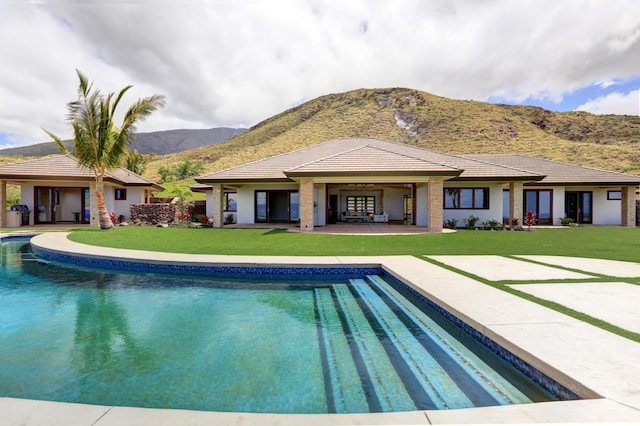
[224,192,237,211]
[115,188,127,200]
[607,190,622,200]
[346,195,375,213]
[525,189,553,225]
[444,188,489,209]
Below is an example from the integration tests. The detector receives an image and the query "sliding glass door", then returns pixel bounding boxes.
[524,189,553,225]
[255,191,299,223]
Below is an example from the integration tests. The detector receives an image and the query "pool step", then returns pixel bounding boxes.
[313,287,368,413]
[363,275,532,406]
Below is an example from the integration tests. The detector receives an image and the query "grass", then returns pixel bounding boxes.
[67,225,640,262]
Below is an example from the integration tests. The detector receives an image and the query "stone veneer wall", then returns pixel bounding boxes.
[130,203,179,224]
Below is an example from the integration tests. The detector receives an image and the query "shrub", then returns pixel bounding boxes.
[524,211,536,229]
[444,218,458,229]
[463,215,480,230]
[560,217,575,226]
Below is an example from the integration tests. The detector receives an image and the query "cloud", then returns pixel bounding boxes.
[2,0,640,147]
[576,91,640,115]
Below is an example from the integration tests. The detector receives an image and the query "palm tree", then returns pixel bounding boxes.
[126,149,149,175]
[45,70,165,229]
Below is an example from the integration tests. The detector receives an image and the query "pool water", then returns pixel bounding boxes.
[0,240,557,413]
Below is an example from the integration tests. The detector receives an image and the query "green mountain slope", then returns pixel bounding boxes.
[145,87,640,181]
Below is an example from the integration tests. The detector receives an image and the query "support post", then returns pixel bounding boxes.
[427,179,443,233]
[509,182,524,230]
[0,180,6,229]
[299,178,314,232]
[621,185,636,227]
[211,184,224,228]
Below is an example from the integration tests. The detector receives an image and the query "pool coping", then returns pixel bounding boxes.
[2,232,640,424]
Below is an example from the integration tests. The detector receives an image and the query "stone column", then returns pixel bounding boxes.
[89,182,99,227]
[427,178,443,233]
[0,180,6,229]
[509,182,524,230]
[211,184,223,228]
[299,178,314,232]
[621,185,636,227]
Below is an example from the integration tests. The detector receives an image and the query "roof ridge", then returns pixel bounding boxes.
[284,144,368,171]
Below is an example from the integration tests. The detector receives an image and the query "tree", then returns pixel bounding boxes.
[44,70,165,229]
[126,149,148,175]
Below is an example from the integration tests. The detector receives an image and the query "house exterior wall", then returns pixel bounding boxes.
[383,186,409,222]
[236,183,299,224]
[107,186,146,222]
[442,182,504,227]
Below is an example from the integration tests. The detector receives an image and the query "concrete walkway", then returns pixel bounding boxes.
[1,232,639,424]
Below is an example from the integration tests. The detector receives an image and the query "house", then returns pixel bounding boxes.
[0,154,163,227]
[195,138,640,232]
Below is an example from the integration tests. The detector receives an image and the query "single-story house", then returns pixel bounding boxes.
[0,154,163,227]
[194,138,640,232]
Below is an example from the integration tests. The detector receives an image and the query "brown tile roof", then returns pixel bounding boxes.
[285,145,461,176]
[0,154,163,190]
[197,138,543,183]
[463,154,640,185]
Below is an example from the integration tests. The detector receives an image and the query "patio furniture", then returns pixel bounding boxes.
[373,212,388,223]
[342,211,371,222]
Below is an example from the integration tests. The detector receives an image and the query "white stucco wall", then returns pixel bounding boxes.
[236,183,299,224]
[415,184,428,226]
[442,182,504,227]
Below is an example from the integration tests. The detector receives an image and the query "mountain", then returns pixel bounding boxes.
[144,87,640,180]
[0,127,246,157]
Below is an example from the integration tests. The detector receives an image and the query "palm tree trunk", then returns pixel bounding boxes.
[95,175,114,230]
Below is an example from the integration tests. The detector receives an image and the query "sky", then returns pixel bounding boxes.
[1,0,640,150]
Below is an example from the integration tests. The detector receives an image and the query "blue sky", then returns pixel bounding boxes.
[490,77,640,114]
[1,1,640,150]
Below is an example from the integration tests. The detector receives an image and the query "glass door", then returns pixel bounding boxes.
[255,190,299,223]
[35,187,55,224]
[565,191,592,224]
[524,189,553,225]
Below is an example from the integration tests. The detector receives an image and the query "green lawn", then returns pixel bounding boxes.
[67,225,640,261]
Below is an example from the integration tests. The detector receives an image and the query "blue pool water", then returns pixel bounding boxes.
[0,239,560,413]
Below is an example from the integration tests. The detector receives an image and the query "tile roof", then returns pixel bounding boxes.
[197,138,543,183]
[463,154,640,185]
[285,145,461,176]
[0,154,163,190]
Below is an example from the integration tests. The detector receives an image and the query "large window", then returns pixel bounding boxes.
[223,192,237,211]
[444,188,489,209]
[524,189,553,225]
[346,195,375,213]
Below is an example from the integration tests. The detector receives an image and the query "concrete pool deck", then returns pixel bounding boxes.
[2,232,640,424]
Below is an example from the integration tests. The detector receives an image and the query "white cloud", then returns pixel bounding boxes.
[576,91,640,115]
[2,0,640,147]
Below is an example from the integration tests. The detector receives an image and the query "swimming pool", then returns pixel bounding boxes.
[0,239,564,413]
